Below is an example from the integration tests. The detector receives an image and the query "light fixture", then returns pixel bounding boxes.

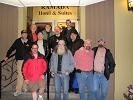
[128,0,133,11]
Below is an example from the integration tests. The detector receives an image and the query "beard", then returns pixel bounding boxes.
[85,46,91,50]
[57,47,66,55]
[98,44,104,48]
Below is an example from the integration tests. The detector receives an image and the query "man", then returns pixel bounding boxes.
[68,29,84,55]
[74,39,94,100]
[28,24,38,42]
[36,31,49,59]
[42,24,54,40]
[23,43,47,100]
[4,30,32,96]
[48,26,66,52]
[93,39,116,100]
[67,30,84,93]
[49,40,74,100]
[62,19,78,43]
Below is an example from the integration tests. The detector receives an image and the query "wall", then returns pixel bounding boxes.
[114,0,133,100]
[79,7,86,40]
[0,3,18,60]
[85,0,115,100]
[18,7,27,37]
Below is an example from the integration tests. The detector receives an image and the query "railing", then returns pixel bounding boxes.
[0,54,51,100]
[0,54,16,99]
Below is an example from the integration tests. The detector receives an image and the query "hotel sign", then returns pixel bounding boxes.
[33,6,78,20]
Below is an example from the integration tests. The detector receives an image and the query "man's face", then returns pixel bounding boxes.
[84,40,91,50]
[66,20,71,27]
[31,24,37,32]
[98,40,105,47]
[45,25,51,32]
[31,45,38,54]
[57,43,66,55]
[21,33,28,39]
[37,32,44,40]
[54,26,61,35]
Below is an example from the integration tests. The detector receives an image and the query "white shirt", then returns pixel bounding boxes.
[37,41,45,56]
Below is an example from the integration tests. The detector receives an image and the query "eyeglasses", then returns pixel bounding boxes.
[32,48,38,49]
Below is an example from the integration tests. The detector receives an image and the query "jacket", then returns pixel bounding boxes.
[6,38,32,60]
[42,30,54,40]
[23,53,47,81]
[35,40,49,60]
[48,33,67,50]
[49,50,74,74]
[93,47,116,80]
[68,35,84,56]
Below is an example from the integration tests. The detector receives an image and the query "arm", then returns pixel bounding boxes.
[68,50,74,73]
[22,60,29,80]
[6,39,17,58]
[74,50,79,69]
[107,49,116,73]
[41,59,47,74]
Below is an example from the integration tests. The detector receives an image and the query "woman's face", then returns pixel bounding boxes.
[37,32,44,40]
[70,33,77,41]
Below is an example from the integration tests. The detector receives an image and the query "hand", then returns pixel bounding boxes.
[25,80,29,84]
[65,72,69,75]
[4,57,8,62]
[51,72,54,77]
[41,75,44,79]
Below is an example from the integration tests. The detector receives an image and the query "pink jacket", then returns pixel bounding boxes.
[23,56,47,81]
[74,47,94,71]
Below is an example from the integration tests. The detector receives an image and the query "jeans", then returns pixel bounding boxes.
[93,72,109,100]
[54,73,69,100]
[76,72,94,100]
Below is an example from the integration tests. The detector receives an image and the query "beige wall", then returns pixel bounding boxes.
[79,7,86,40]
[18,7,27,37]
[85,0,115,100]
[114,0,133,100]
[0,3,18,60]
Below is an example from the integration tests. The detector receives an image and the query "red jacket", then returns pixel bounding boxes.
[23,55,47,81]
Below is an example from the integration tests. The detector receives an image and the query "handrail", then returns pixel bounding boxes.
[0,53,16,99]
[0,53,15,64]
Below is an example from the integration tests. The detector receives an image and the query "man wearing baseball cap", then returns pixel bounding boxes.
[93,38,116,100]
[4,30,32,96]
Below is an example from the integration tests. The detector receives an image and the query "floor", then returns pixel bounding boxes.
[1,91,80,100]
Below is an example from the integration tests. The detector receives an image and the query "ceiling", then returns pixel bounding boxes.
[0,0,105,7]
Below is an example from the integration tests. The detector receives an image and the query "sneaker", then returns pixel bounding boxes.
[38,95,43,100]
[23,89,28,92]
[13,92,22,96]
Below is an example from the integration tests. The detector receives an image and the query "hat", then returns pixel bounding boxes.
[21,30,27,34]
[98,38,106,43]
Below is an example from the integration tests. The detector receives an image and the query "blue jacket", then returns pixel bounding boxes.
[49,50,74,74]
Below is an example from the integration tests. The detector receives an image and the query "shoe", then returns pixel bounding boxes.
[13,92,22,96]
[23,89,28,92]
[38,95,43,100]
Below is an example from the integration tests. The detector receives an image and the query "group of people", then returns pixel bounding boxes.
[4,19,115,100]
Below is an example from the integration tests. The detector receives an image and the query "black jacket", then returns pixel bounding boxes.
[48,33,67,50]
[62,27,78,43]
[28,31,37,42]
[6,38,32,60]
[35,40,49,60]
[93,47,116,80]
[68,36,84,56]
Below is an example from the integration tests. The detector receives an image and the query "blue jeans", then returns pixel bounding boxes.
[93,72,109,100]
[54,73,69,100]
[76,72,94,100]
